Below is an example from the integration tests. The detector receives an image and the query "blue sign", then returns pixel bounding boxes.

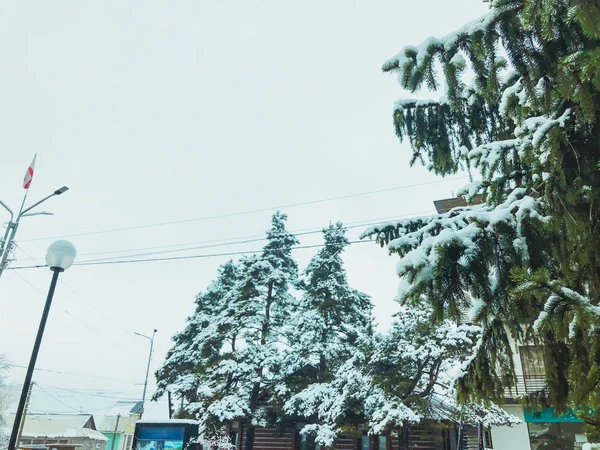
[524,408,583,423]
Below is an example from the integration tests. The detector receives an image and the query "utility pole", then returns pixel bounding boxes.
[110,414,121,450]
[167,392,173,419]
[0,186,69,282]
[134,329,157,419]
[15,382,34,450]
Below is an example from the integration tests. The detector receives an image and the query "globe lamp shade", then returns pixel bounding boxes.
[46,240,77,271]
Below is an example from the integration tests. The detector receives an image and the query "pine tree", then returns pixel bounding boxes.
[231,211,299,450]
[155,213,299,447]
[284,303,516,446]
[286,222,373,384]
[364,0,600,431]
[154,260,241,418]
[281,223,374,428]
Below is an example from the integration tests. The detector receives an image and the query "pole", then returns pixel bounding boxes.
[111,414,121,450]
[0,186,68,284]
[14,382,34,450]
[139,329,157,419]
[1,189,30,279]
[8,268,61,450]
[0,221,19,282]
[167,391,173,419]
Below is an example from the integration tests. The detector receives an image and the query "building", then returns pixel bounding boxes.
[224,421,487,450]
[96,402,143,450]
[433,197,590,449]
[3,413,108,450]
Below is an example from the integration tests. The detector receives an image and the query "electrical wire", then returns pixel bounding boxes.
[8,270,144,358]
[20,177,468,242]
[74,210,430,261]
[15,244,138,340]
[70,210,433,259]
[17,210,431,269]
[9,240,375,270]
[35,383,81,412]
[9,364,138,384]
[45,385,140,401]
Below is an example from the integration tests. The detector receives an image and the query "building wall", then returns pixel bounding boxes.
[491,405,530,450]
[103,432,121,450]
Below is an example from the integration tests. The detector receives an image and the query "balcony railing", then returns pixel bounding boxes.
[504,375,547,399]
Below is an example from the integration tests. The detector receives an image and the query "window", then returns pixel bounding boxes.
[483,429,493,449]
[300,433,321,450]
[377,435,387,450]
[124,434,133,450]
[230,431,239,448]
[520,346,545,377]
[528,422,586,449]
[361,436,369,450]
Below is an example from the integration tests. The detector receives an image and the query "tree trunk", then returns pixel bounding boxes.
[245,283,273,450]
[245,382,261,450]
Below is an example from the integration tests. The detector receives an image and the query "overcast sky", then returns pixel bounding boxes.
[0,0,488,420]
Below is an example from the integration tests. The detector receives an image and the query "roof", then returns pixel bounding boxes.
[433,196,483,214]
[3,414,108,442]
[95,415,138,434]
[136,419,198,425]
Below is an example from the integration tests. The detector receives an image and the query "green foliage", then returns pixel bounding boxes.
[375,0,600,431]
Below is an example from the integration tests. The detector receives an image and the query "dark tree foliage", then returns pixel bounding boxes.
[365,0,600,431]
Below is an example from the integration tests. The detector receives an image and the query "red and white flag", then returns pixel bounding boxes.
[23,154,37,189]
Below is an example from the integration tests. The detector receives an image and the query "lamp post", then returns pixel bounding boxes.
[0,186,69,282]
[134,329,157,419]
[8,240,76,450]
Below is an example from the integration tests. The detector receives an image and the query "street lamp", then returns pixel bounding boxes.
[8,240,76,450]
[134,329,157,419]
[0,186,69,282]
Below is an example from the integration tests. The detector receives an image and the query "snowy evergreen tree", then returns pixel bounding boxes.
[156,212,300,449]
[284,304,516,446]
[364,0,600,431]
[280,223,373,427]
[285,222,373,386]
[229,211,299,450]
[154,260,242,416]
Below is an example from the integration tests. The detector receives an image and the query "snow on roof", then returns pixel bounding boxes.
[95,414,138,434]
[2,414,108,441]
[136,419,199,425]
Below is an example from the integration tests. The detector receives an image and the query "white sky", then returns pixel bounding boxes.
[0,0,488,421]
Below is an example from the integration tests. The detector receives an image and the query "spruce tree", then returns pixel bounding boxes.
[154,260,241,418]
[364,0,600,431]
[284,303,516,446]
[281,223,374,428]
[286,222,373,384]
[155,213,299,447]
[231,211,299,450]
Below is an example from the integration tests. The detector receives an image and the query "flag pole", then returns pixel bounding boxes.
[17,189,30,219]
[0,154,36,281]
[18,153,36,217]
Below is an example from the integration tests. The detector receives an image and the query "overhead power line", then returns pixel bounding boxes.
[9,240,376,270]
[22,210,434,267]
[46,385,140,401]
[34,210,433,262]
[10,364,137,384]
[8,270,144,358]
[35,383,81,412]
[16,244,137,339]
[21,176,468,242]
